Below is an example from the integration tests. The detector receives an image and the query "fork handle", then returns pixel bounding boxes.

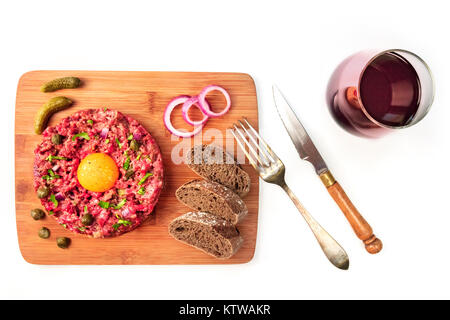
[281,184,349,270]
[320,171,382,254]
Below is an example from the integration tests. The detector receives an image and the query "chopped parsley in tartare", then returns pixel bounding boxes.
[33,108,164,238]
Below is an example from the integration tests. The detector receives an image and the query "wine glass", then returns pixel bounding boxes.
[326,49,434,138]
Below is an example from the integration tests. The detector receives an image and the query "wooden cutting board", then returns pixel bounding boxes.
[15,71,259,264]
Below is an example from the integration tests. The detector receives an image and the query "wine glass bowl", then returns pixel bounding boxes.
[326,49,434,138]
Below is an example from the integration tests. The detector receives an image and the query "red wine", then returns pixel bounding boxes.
[326,50,430,138]
[360,52,420,127]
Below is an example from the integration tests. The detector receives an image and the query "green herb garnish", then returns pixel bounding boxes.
[78,227,86,232]
[137,187,146,195]
[46,155,68,162]
[104,107,107,112]
[98,199,126,210]
[112,219,132,230]
[61,223,67,228]
[138,172,153,185]
[127,134,133,140]
[50,194,58,208]
[115,138,123,149]
[84,205,88,213]
[98,201,110,209]
[105,139,110,144]
[48,210,54,215]
[72,132,90,141]
[123,157,131,170]
[87,119,93,125]
[43,169,61,180]
[113,199,126,209]
[136,153,141,161]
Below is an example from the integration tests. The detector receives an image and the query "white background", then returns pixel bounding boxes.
[1,0,449,299]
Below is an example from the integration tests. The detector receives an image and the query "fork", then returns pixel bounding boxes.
[231,118,350,270]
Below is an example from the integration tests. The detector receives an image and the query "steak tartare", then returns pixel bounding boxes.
[33,108,164,238]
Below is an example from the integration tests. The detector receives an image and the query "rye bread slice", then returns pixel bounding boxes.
[169,211,243,259]
[186,144,251,197]
[176,179,248,225]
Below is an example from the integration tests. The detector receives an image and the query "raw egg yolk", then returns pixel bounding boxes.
[77,153,119,192]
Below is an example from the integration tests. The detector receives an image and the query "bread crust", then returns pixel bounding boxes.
[186,144,251,197]
[176,179,248,224]
[168,212,243,259]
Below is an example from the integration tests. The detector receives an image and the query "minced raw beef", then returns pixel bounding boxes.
[33,108,164,238]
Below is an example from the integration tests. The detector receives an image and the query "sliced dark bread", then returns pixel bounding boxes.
[176,179,248,225]
[169,211,243,259]
[186,144,251,197]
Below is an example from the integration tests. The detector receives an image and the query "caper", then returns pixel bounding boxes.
[30,208,45,220]
[130,139,140,152]
[56,237,71,249]
[37,186,50,199]
[125,169,134,180]
[38,227,50,239]
[81,213,94,226]
[51,133,63,145]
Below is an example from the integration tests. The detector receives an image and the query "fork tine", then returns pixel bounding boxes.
[237,119,271,166]
[242,118,278,161]
[230,127,260,171]
[233,124,264,168]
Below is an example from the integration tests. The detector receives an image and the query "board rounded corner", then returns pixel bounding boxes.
[241,254,256,265]
[18,244,39,265]
[235,248,256,265]
[17,70,43,85]
[238,72,256,86]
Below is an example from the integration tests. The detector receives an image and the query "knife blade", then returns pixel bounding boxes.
[272,85,383,254]
[272,85,328,175]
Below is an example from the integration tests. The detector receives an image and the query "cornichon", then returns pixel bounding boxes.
[34,96,73,134]
[40,77,81,92]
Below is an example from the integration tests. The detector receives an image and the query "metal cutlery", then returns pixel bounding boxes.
[231,119,349,270]
[272,85,382,254]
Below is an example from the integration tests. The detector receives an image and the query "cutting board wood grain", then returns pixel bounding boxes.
[15,71,259,265]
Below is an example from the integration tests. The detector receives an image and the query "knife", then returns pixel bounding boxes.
[272,85,382,254]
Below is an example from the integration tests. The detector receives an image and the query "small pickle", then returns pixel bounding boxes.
[31,208,46,220]
[130,139,140,152]
[34,96,73,134]
[56,237,71,249]
[38,227,50,239]
[51,133,63,145]
[81,213,94,226]
[40,77,81,93]
[37,186,50,199]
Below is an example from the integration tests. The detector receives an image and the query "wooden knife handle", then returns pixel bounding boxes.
[320,171,382,254]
